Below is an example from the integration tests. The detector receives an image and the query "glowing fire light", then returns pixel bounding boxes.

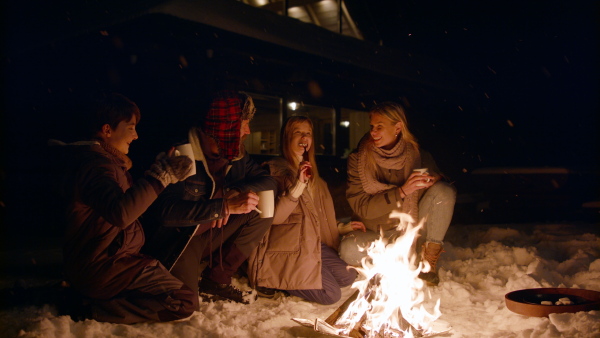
[334,211,442,337]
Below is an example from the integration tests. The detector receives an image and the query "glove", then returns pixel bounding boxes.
[146,152,194,187]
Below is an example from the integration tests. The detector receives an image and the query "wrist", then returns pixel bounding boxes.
[399,186,407,199]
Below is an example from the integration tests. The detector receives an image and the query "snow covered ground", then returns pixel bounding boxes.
[1,221,599,338]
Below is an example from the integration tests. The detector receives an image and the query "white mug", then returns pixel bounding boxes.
[256,190,275,218]
[174,143,196,176]
[413,168,430,186]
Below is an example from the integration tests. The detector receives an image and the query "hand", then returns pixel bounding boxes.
[399,171,435,197]
[211,201,231,229]
[299,161,312,183]
[146,148,194,187]
[350,221,366,232]
[226,191,259,215]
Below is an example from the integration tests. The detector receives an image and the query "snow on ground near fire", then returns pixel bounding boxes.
[2,222,599,337]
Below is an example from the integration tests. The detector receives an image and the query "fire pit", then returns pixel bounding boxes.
[505,288,600,317]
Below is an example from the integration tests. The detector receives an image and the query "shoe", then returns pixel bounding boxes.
[256,286,276,299]
[199,278,256,304]
[418,242,444,286]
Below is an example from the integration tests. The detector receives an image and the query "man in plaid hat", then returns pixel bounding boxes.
[143,90,277,305]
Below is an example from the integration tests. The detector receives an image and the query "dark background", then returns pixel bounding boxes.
[1,0,598,241]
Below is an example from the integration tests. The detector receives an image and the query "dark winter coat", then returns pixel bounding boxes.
[142,132,278,270]
[58,142,163,300]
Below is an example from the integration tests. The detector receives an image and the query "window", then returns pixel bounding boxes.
[244,93,282,155]
[339,107,369,157]
[287,102,335,155]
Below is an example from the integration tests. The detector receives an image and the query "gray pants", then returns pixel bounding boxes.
[339,181,456,266]
[91,260,196,324]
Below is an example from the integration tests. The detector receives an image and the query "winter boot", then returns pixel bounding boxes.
[199,277,256,304]
[255,286,276,299]
[418,242,444,286]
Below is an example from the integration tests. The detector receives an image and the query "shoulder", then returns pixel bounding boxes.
[266,157,292,175]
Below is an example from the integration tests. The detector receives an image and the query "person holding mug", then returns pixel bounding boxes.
[339,102,457,286]
[248,116,364,305]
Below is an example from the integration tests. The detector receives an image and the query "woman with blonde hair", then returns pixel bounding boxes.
[340,102,456,286]
[248,116,364,304]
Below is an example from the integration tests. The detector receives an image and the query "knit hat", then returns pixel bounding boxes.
[202,91,255,161]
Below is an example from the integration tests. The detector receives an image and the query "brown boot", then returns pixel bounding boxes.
[418,242,444,286]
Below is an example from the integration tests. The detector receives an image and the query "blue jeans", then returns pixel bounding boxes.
[339,181,456,266]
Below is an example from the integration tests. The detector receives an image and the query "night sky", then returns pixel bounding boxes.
[359,1,598,170]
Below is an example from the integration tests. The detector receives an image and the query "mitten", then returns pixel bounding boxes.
[146,153,194,187]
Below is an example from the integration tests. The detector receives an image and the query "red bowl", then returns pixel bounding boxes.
[505,288,600,317]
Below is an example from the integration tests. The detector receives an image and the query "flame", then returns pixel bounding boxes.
[334,211,442,337]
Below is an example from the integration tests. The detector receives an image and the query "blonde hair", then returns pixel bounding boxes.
[280,116,320,181]
[369,101,419,149]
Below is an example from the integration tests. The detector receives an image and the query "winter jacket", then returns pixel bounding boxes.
[58,142,163,300]
[346,147,442,231]
[248,157,339,290]
[142,129,278,270]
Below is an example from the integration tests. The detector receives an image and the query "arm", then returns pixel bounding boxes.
[149,180,225,227]
[345,152,402,220]
[226,153,278,195]
[271,179,306,224]
[79,160,161,229]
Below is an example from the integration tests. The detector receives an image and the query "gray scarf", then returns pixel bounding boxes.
[356,134,421,222]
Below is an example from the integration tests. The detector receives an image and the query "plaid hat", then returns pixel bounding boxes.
[202,91,254,161]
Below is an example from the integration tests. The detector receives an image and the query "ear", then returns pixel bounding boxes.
[394,121,403,135]
[101,124,112,137]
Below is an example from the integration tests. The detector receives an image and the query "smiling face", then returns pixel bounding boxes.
[101,115,139,154]
[370,112,402,150]
[290,120,313,157]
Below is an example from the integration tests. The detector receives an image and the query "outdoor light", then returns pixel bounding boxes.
[340,121,350,128]
[288,102,298,111]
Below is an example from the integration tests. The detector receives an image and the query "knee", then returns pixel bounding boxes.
[339,235,367,267]
[318,288,342,305]
[338,268,358,287]
[429,181,457,201]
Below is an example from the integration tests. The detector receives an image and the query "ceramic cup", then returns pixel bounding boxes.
[174,143,196,176]
[256,190,275,218]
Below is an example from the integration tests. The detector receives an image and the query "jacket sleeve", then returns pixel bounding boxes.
[271,175,301,225]
[345,151,401,220]
[148,180,225,227]
[78,159,159,229]
[227,153,278,196]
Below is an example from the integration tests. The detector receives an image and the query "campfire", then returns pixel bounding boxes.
[293,211,447,337]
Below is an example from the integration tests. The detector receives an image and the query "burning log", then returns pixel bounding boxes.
[325,274,421,337]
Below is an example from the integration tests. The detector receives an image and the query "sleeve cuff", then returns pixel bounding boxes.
[289,180,307,199]
[145,176,166,195]
[337,221,354,235]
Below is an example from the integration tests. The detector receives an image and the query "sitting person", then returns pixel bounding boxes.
[339,102,457,286]
[248,116,365,305]
[53,92,196,323]
[142,90,278,305]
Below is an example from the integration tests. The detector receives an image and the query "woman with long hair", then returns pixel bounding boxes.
[248,116,364,304]
[340,102,456,286]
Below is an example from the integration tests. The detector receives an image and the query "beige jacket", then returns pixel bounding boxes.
[248,157,339,290]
